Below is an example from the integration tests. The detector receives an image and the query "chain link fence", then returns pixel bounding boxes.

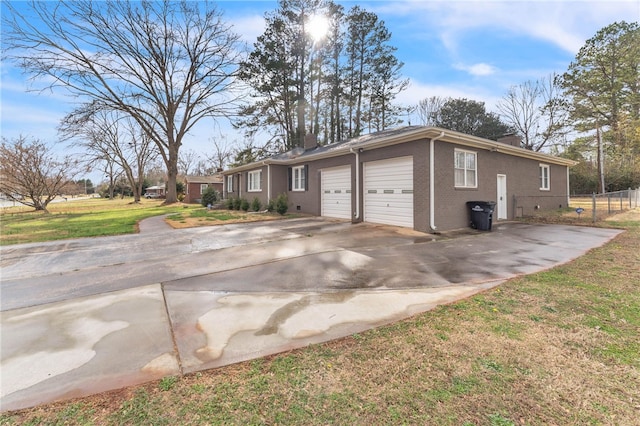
[570,188,640,222]
[512,188,639,222]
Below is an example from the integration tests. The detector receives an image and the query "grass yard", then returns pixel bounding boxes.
[0,197,197,245]
[1,211,638,425]
[0,198,301,245]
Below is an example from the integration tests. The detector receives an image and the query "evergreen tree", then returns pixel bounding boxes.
[237,0,407,149]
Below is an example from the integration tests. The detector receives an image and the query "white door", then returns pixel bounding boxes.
[321,166,352,219]
[364,156,414,228]
[497,174,507,220]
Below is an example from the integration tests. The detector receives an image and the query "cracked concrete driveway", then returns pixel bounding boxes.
[0,217,622,411]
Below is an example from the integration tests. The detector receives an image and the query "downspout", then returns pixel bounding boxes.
[263,161,271,201]
[349,148,360,220]
[430,131,446,232]
[566,166,570,209]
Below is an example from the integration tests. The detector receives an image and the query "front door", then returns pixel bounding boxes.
[497,174,507,220]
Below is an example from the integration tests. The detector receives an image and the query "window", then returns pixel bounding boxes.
[248,170,262,192]
[226,175,233,192]
[539,164,550,190]
[200,184,208,195]
[292,166,306,191]
[454,149,477,188]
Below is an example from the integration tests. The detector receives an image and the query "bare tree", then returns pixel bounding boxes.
[101,156,123,200]
[60,109,159,202]
[3,0,242,203]
[416,96,447,126]
[178,149,200,176]
[497,74,569,151]
[0,136,81,213]
[208,137,234,172]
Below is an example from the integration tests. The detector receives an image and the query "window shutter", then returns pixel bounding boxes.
[304,165,309,191]
[288,167,292,191]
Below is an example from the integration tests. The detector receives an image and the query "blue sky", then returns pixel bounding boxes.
[1,0,638,181]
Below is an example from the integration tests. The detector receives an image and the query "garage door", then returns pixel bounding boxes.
[321,165,352,219]
[364,156,414,228]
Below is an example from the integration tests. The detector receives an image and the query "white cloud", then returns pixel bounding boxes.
[454,62,498,76]
[396,79,503,110]
[370,0,639,55]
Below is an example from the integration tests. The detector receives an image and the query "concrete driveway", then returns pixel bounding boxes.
[0,218,622,411]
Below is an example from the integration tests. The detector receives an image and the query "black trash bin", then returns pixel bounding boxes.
[466,201,497,231]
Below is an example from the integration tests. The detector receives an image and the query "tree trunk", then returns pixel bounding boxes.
[165,149,178,203]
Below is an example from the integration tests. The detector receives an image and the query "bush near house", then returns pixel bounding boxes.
[232,198,242,210]
[200,187,219,207]
[225,197,235,210]
[251,197,262,212]
[266,199,275,212]
[240,198,250,212]
[275,193,288,215]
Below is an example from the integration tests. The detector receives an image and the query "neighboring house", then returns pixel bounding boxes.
[184,175,223,204]
[222,126,577,232]
[144,185,166,198]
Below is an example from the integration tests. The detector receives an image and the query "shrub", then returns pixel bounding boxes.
[225,197,235,210]
[240,198,250,211]
[251,197,262,212]
[266,198,275,212]
[275,193,288,215]
[232,197,241,210]
[200,187,219,207]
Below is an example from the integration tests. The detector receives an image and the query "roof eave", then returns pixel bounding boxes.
[222,126,577,172]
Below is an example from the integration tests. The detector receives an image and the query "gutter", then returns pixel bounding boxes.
[430,131,446,232]
[349,148,360,220]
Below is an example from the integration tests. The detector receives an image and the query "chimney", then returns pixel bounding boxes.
[497,133,522,148]
[304,133,318,151]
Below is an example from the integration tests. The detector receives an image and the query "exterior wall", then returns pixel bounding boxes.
[270,165,289,201]
[243,165,270,206]
[510,163,569,217]
[184,182,222,204]
[286,155,355,217]
[433,142,569,231]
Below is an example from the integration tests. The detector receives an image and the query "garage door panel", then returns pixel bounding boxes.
[321,166,352,220]
[364,157,413,228]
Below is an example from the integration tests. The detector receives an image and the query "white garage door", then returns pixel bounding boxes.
[321,165,352,219]
[364,156,414,228]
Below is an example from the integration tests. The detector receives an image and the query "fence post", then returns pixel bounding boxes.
[592,193,597,223]
[630,188,633,209]
[620,190,623,211]
[608,193,611,214]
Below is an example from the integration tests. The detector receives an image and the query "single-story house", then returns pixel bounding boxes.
[184,175,223,204]
[222,126,577,232]
[144,185,166,198]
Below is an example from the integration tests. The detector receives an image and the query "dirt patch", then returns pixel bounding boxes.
[164,209,309,229]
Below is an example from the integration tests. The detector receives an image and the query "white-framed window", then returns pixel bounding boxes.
[454,149,477,188]
[200,184,208,194]
[292,165,306,191]
[539,164,550,190]
[226,175,233,192]
[248,170,262,192]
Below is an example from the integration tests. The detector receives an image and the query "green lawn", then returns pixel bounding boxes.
[0,197,197,245]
